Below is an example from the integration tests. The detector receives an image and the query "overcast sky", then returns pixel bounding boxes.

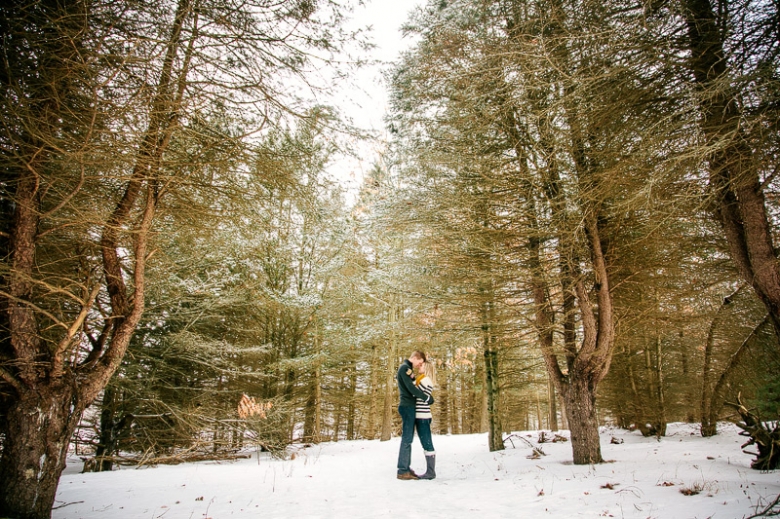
[330,0,424,197]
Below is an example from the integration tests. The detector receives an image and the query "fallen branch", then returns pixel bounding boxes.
[744,492,780,518]
[52,501,85,510]
[504,433,546,457]
[725,393,780,471]
[81,451,251,471]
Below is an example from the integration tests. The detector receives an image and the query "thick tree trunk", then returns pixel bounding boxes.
[561,376,603,465]
[0,383,82,519]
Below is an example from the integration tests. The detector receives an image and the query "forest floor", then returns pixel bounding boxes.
[54,422,779,519]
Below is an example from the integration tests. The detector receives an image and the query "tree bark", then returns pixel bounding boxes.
[438,363,450,434]
[547,374,559,431]
[380,301,399,441]
[682,0,780,346]
[94,384,120,472]
[561,375,603,464]
[347,360,357,440]
[303,317,322,443]
[0,384,82,519]
[479,290,504,450]
[483,325,503,451]
[366,344,379,438]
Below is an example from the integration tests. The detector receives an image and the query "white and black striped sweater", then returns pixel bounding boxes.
[415,375,434,419]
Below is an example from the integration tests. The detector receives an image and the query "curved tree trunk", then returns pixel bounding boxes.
[682,0,780,347]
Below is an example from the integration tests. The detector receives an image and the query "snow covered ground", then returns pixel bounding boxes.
[54,422,779,519]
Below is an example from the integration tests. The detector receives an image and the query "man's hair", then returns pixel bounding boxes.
[410,350,427,362]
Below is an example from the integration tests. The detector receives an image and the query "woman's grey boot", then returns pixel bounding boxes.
[418,454,436,480]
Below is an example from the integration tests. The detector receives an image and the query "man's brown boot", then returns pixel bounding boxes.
[396,471,418,480]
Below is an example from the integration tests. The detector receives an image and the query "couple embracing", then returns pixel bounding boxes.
[396,350,437,481]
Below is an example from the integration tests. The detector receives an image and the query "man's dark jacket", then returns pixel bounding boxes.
[396,359,434,407]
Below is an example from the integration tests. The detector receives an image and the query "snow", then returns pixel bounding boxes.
[54,423,778,519]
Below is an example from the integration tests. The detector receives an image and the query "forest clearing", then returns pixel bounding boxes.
[2,0,779,517]
[53,423,779,519]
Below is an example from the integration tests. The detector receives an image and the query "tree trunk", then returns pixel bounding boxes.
[438,363,450,434]
[561,376,603,464]
[380,362,395,442]
[548,374,559,432]
[347,361,357,440]
[484,344,503,451]
[303,367,322,443]
[627,348,652,436]
[379,305,398,442]
[94,384,120,472]
[0,383,82,519]
[682,0,780,346]
[303,319,322,443]
[480,295,503,449]
[452,372,462,435]
[653,334,667,437]
[558,396,569,431]
[700,290,737,436]
[704,314,770,436]
[366,344,379,438]
[679,342,697,423]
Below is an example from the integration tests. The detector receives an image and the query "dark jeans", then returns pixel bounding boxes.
[397,405,416,474]
[415,418,435,453]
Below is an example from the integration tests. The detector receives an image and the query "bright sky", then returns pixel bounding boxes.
[332,0,424,198]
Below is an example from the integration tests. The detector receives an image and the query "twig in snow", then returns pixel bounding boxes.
[503,433,546,457]
[744,492,780,518]
[52,501,84,510]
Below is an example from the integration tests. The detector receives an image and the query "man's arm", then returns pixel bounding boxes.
[398,367,434,404]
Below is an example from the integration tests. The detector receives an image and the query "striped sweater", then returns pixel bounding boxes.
[415,374,434,419]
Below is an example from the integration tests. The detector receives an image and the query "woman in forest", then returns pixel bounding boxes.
[414,360,437,480]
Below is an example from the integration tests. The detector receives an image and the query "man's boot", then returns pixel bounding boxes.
[418,453,436,480]
[397,471,419,480]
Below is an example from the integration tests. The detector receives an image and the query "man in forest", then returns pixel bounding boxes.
[396,350,434,480]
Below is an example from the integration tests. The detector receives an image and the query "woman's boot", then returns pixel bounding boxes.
[418,453,436,480]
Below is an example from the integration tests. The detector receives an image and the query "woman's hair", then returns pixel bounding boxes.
[421,360,437,387]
